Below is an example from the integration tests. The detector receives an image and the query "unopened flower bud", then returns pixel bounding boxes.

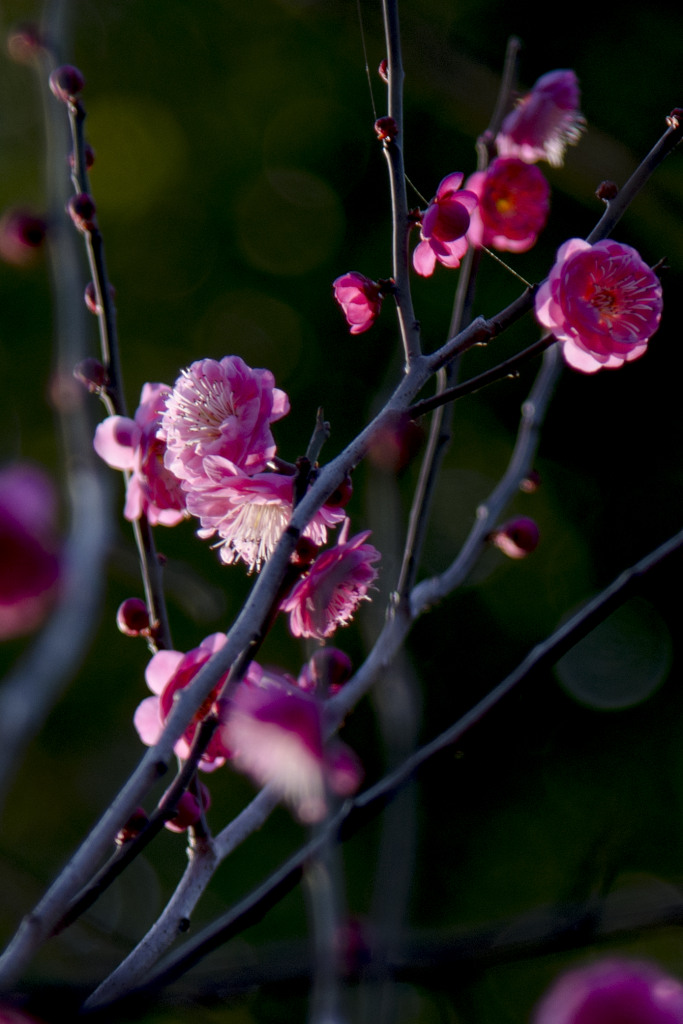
[7,23,45,64]
[84,281,115,315]
[115,807,149,845]
[666,108,683,129]
[116,597,150,636]
[165,784,211,833]
[69,144,95,172]
[490,516,540,559]
[308,647,353,694]
[66,193,96,232]
[292,536,319,566]
[378,59,389,83]
[374,116,398,142]
[49,64,85,103]
[519,469,541,494]
[325,474,353,509]
[368,411,424,473]
[73,357,108,393]
[0,209,47,266]
[596,180,618,202]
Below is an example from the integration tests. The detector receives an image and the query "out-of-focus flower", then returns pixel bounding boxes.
[466,157,549,253]
[160,356,289,484]
[133,633,231,770]
[533,959,683,1024]
[223,669,362,823]
[367,411,424,474]
[0,463,60,641]
[281,522,380,639]
[535,238,663,373]
[496,69,585,167]
[94,383,187,526]
[490,516,540,559]
[185,457,345,573]
[0,209,47,267]
[333,272,385,335]
[413,172,478,277]
[298,647,353,695]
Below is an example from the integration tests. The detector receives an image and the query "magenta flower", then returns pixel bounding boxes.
[533,959,683,1024]
[133,633,231,770]
[94,383,187,526]
[0,463,60,641]
[465,157,549,253]
[535,238,663,372]
[412,172,478,277]
[223,668,362,822]
[185,457,345,573]
[281,522,380,639]
[497,70,585,168]
[333,272,384,335]
[160,356,290,484]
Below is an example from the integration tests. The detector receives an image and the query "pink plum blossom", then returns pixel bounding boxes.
[333,272,384,334]
[223,668,362,822]
[160,356,290,484]
[465,157,549,253]
[94,383,186,526]
[133,633,231,770]
[497,70,585,168]
[0,462,60,640]
[412,172,478,277]
[185,457,345,573]
[280,521,380,639]
[533,959,683,1024]
[535,238,663,372]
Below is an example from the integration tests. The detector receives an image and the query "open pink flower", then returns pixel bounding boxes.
[535,238,663,373]
[412,172,478,277]
[497,70,585,168]
[185,457,345,573]
[133,633,231,770]
[281,522,380,639]
[0,463,60,640]
[466,157,549,253]
[94,383,186,526]
[533,959,683,1024]
[333,272,384,334]
[160,356,289,484]
[223,668,362,822]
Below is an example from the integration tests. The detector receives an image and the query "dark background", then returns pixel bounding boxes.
[0,1,682,1021]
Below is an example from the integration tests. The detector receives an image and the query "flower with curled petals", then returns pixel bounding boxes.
[185,457,345,573]
[533,959,683,1024]
[466,157,549,253]
[133,633,231,770]
[412,172,478,277]
[94,383,186,526]
[160,355,290,484]
[497,69,585,168]
[535,238,663,373]
[333,272,385,335]
[281,521,380,639]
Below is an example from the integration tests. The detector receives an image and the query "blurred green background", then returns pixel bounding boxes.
[0,0,682,1021]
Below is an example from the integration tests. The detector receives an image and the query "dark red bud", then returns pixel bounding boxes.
[378,59,389,84]
[368,411,424,474]
[666,108,683,129]
[116,598,150,636]
[490,517,540,559]
[7,23,45,64]
[519,469,541,494]
[66,193,96,232]
[308,647,353,693]
[324,474,353,509]
[84,281,115,315]
[165,784,211,833]
[69,143,95,172]
[292,536,319,566]
[49,64,85,103]
[115,807,149,845]
[374,116,398,142]
[73,357,108,393]
[596,180,618,202]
